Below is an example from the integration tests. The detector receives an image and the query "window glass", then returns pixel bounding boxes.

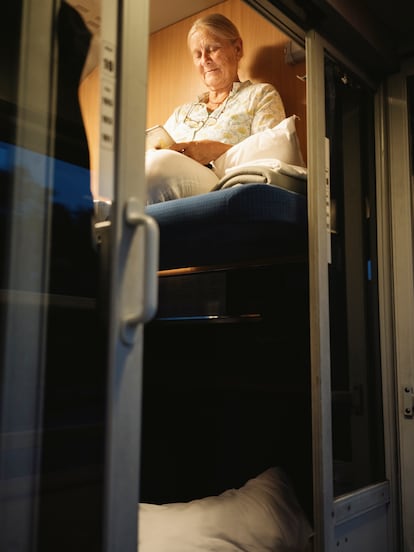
[325,57,385,496]
[0,4,106,551]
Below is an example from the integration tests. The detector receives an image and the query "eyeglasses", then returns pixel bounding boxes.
[183,99,229,130]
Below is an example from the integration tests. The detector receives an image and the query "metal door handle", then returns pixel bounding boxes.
[121,197,159,344]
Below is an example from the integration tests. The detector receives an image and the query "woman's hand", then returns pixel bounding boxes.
[169,139,232,165]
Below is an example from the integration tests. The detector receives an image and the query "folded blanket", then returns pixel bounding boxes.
[212,163,307,196]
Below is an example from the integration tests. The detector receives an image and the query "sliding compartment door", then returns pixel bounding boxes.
[99,0,158,550]
[0,1,157,551]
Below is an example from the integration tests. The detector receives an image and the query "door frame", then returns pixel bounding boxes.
[379,58,414,551]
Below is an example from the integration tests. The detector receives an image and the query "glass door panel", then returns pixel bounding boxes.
[324,57,385,496]
[1,1,154,551]
[0,1,150,550]
[0,2,107,551]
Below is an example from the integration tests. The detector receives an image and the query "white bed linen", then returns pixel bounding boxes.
[138,467,313,552]
[146,116,306,204]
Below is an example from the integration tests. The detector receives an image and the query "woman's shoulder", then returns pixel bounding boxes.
[168,100,197,121]
[249,81,278,93]
[236,80,278,94]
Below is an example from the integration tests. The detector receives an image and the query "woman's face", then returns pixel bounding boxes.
[188,29,242,91]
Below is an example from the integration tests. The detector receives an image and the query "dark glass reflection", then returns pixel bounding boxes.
[325,58,385,496]
[0,3,106,551]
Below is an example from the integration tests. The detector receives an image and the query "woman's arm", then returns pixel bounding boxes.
[169,139,232,165]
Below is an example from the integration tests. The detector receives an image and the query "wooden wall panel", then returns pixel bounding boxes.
[147,0,307,161]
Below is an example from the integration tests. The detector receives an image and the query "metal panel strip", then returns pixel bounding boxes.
[334,481,390,525]
[306,30,335,552]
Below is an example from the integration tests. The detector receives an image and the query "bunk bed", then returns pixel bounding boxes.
[135,117,313,551]
[92,115,313,550]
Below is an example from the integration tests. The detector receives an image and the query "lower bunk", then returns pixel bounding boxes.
[139,260,313,551]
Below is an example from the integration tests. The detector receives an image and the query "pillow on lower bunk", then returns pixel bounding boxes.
[137,467,313,552]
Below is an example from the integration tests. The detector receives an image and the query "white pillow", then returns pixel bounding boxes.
[137,467,313,552]
[213,115,305,179]
[145,148,219,204]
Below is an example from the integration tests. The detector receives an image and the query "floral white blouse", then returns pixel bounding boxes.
[164,80,286,146]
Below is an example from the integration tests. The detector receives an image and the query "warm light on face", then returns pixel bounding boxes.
[188,29,241,91]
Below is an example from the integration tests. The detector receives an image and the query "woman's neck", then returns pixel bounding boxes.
[207,82,236,106]
[206,94,227,112]
[208,93,229,106]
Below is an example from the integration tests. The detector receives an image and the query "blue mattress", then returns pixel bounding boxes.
[145,183,307,270]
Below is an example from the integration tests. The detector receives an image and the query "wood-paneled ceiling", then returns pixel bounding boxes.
[150,0,223,33]
[149,0,414,84]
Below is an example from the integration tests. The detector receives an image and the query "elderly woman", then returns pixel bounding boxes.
[146,13,286,204]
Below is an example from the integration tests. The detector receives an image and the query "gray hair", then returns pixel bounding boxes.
[187,13,242,45]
